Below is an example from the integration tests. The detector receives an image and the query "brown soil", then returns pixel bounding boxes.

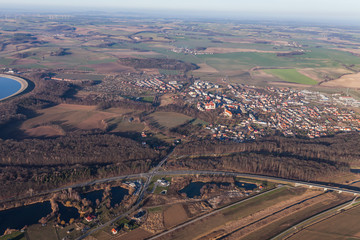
[142,212,165,234]
[322,72,360,89]
[268,81,312,88]
[193,63,219,73]
[180,189,328,240]
[163,204,189,228]
[114,228,152,240]
[76,112,113,130]
[24,125,65,137]
[20,104,123,132]
[297,69,323,82]
[139,68,160,74]
[220,191,339,240]
[288,204,360,240]
[160,94,176,106]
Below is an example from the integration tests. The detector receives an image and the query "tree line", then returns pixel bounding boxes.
[168,133,360,181]
[0,131,162,200]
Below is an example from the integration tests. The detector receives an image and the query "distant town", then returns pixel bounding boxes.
[187,80,360,141]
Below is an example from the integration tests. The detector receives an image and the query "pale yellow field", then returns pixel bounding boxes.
[322,72,360,88]
[20,104,140,136]
[193,63,219,73]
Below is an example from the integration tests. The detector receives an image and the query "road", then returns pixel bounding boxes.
[147,187,284,240]
[76,148,174,240]
[1,150,176,206]
[2,154,359,240]
[3,169,360,206]
[75,169,360,239]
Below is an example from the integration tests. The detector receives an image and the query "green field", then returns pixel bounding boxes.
[0,57,13,66]
[159,69,180,75]
[264,69,318,85]
[149,112,193,129]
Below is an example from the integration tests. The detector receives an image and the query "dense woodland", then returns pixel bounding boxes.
[118,58,199,71]
[0,131,162,200]
[168,134,360,180]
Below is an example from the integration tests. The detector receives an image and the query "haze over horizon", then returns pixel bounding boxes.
[1,0,360,23]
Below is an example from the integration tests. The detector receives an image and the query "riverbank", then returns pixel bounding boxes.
[0,74,28,101]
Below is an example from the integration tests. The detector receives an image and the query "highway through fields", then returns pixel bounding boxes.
[3,170,360,207]
[74,169,360,239]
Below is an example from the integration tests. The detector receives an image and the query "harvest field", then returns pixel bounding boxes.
[163,204,189,228]
[322,72,360,88]
[288,204,360,240]
[20,104,142,136]
[264,69,318,85]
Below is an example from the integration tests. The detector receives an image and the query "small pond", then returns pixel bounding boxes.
[235,181,258,191]
[0,201,52,235]
[58,203,80,223]
[81,189,104,205]
[110,186,129,207]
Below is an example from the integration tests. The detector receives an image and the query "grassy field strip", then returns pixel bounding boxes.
[264,69,318,85]
[271,197,360,240]
[215,192,328,239]
[148,186,285,240]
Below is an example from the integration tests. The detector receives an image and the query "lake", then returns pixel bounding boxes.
[0,201,52,235]
[0,77,22,100]
[179,182,231,198]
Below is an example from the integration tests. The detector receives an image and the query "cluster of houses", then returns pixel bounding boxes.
[337,96,360,108]
[133,78,182,93]
[171,47,213,55]
[83,73,184,98]
[111,210,146,235]
[186,81,360,140]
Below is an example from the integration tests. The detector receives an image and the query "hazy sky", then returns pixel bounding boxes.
[1,0,360,20]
